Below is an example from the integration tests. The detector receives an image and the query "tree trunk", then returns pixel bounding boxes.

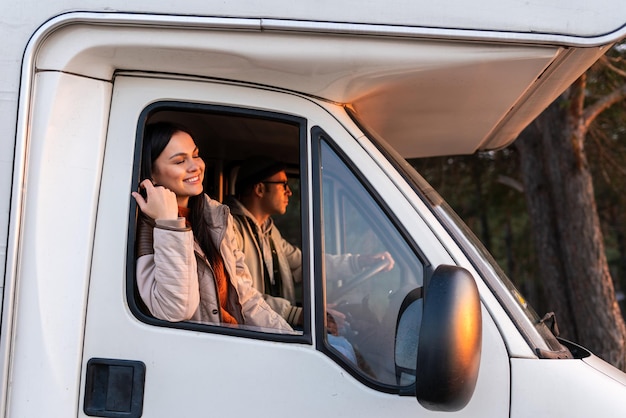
[515,82,626,369]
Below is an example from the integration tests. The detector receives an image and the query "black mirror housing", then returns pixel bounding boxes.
[416,265,482,411]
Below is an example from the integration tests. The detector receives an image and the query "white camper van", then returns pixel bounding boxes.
[2,1,626,417]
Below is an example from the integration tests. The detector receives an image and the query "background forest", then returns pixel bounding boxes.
[411,41,626,370]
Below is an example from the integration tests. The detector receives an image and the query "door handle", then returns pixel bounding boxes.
[84,358,146,418]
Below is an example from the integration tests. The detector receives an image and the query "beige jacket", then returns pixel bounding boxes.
[226,197,303,325]
[135,195,292,333]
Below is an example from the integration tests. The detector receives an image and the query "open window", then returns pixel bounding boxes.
[127,101,309,339]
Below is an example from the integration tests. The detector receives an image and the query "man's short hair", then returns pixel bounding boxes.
[235,156,286,195]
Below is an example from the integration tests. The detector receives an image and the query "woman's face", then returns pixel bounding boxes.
[151,130,205,207]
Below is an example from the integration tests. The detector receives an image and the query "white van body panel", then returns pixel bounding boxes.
[34,15,565,157]
[6,71,111,418]
[510,356,626,417]
[2,3,626,418]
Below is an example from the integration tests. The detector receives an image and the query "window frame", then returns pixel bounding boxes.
[126,100,311,344]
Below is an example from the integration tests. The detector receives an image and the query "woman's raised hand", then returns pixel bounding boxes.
[132,179,179,220]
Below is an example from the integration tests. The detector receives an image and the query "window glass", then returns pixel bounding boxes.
[318,138,425,387]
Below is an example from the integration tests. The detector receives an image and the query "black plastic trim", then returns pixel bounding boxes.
[84,358,146,418]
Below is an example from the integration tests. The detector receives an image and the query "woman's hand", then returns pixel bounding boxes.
[131,179,179,220]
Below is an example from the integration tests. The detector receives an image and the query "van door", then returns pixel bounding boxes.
[81,74,510,417]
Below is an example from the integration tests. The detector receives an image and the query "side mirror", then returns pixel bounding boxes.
[415,265,482,412]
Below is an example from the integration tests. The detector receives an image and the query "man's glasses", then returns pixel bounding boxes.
[262,181,290,191]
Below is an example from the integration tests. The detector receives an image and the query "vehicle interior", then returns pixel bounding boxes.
[147,105,303,245]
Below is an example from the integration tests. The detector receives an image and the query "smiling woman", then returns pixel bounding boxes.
[133,123,205,215]
[148,128,205,208]
[132,121,293,332]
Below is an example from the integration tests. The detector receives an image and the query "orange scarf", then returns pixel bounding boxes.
[179,207,238,325]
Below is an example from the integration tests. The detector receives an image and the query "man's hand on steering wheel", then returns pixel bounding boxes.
[330,252,396,302]
[357,251,395,272]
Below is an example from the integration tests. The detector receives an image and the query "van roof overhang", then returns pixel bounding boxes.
[33,13,623,158]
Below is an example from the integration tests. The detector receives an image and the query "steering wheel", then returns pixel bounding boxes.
[330,257,391,302]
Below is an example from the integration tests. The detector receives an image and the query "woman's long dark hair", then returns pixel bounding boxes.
[142,122,222,269]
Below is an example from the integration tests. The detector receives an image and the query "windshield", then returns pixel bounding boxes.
[348,111,570,357]
[425,189,566,354]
